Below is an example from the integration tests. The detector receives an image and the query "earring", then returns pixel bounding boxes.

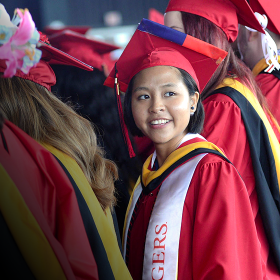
[190,106,195,116]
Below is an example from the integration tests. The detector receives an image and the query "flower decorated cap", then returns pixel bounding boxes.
[104,18,228,93]
[249,0,280,35]
[0,5,93,91]
[0,5,42,78]
[104,19,228,158]
[48,30,120,72]
[165,0,264,42]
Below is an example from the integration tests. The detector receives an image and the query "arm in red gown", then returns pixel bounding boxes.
[179,154,264,279]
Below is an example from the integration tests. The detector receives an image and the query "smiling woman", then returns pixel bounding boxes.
[103,18,266,280]
[127,66,200,166]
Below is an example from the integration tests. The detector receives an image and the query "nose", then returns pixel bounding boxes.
[149,96,165,114]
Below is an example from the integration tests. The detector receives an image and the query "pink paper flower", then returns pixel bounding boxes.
[0,8,41,77]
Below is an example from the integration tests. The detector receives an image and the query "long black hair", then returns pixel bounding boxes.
[124,67,205,136]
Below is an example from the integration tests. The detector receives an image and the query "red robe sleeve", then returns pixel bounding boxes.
[178,155,264,280]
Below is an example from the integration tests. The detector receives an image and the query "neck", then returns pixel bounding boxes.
[154,134,187,167]
[154,146,174,167]
[250,53,264,70]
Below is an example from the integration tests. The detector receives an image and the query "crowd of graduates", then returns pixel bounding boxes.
[1,0,280,279]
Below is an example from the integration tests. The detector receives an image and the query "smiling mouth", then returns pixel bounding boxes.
[150,119,171,125]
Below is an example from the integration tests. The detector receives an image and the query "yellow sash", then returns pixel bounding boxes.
[216,78,280,190]
[123,139,225,244]
[42,144,132,280]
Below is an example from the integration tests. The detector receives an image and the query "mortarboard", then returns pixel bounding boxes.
[48,30,120,71]
[43,25,91,36]
[104,18,228,93]
[165,0,264,42]
[104,18,228,157]
[249,0,280,35]
[148,8,164,25]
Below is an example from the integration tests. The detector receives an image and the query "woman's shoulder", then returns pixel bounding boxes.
[194,152,235,173]
[203,91,239,106]
[188,152,243,194]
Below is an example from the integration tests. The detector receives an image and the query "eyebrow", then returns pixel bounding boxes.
[133,83,178,93]
[133,86,149,93]
[161,83,178,88]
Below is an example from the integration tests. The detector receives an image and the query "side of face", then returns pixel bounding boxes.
[237,24,263,69]
[237,24,249,61]
[131,65,199,148]
[164,11,185,33]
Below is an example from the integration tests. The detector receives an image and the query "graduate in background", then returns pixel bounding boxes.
[0,6,99,280]
[237,0,280,125]
[164,0,280,277]
[0,103,100,280]
[104,18,264,280]
[0,5,132,280]
[48,30,142,233]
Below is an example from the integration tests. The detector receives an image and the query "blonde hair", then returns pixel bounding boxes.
[0,76,117,210]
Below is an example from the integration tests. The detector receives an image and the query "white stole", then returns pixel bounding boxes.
[123,144,206,279]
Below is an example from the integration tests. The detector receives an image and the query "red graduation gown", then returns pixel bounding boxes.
[202,79,280,279]
[0,120,99,280]
[127,137,264,280]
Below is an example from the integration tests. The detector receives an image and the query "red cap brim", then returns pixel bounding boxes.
[249,0,280,35]
[166,0,264,42]
[38,40,93,71]
[148,8,164,25]
[43,25,91,35]
[48,30,120,55]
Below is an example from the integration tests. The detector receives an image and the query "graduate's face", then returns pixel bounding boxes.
[131,66,198,149]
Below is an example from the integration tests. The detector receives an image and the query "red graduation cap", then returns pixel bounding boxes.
[104,18,228,93]
[104,18,227,157]
[249,0,280,35]
[148,8,164,25]
[165,0,265,42]
[43,25,91,36]
[48,30,120,71]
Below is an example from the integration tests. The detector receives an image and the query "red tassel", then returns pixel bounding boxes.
[114,65,136,158]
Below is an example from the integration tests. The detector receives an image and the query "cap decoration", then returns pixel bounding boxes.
[0,4,41,78]
[246,12,280,73]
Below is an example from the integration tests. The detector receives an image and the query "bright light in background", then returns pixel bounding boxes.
[48,20,65,29]
[114,33,130,46]
[86,25,136,49]
[103,11,123,27]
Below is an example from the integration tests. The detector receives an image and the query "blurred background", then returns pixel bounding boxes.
[2,0,169,49]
